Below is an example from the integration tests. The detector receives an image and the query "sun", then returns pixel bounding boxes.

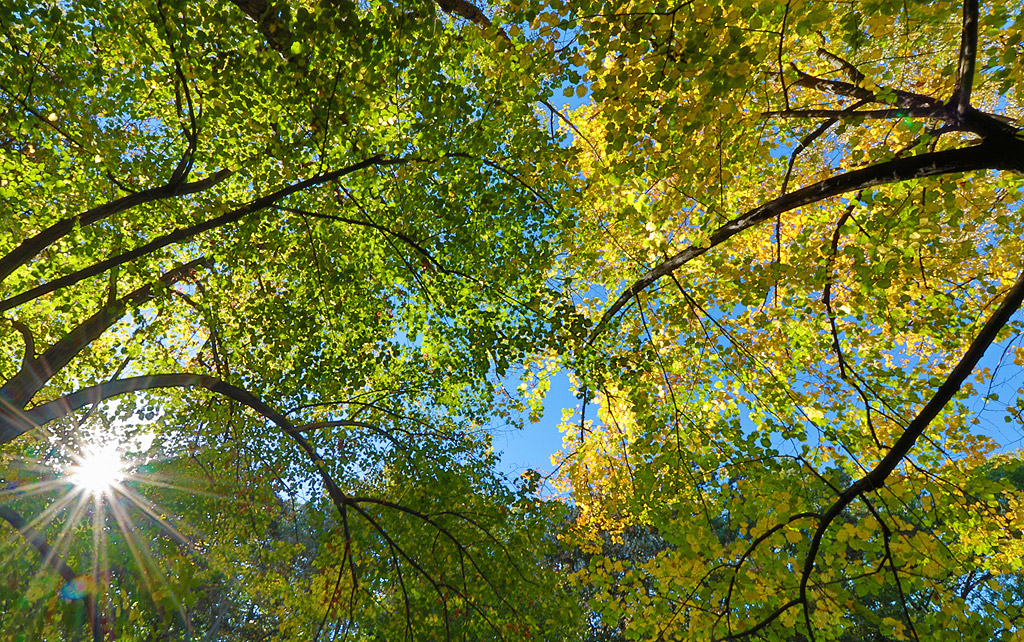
[68,443,126,495]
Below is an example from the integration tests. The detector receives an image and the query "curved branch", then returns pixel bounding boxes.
[4,317,36,370]
[714,599,801,642]
[0,169,230,286]
[13,372,532,638]
[591,140,1024,339]
[799,266,1024,616]
[289,419,405,451]
[432,0,600,155]
[779,101,869,196]
[718,512,820,638]
[0,155,405,314]
[269,204,454,276]
[6,371,361,550]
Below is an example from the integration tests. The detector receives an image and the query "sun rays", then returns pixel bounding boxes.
[0,421,234,638]
[67,443,126,496]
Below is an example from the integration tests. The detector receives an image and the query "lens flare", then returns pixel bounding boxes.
[68,444,125,495]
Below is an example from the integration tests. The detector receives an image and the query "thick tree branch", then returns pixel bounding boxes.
[2,371,361,526]
[0,155,404,314]
[790,64,944,110]
[0,504,79,583]
[8,374,269,441]
[591,139,1024,339]
[0,258,209,419]
[952,0,979,119]
[764,107,948,121]
[0,169,230,286]
[798,266,1024,619]
[0,504,102,640]
[4,371,359,569]
[4,317,36,370]
[816,48,866,85]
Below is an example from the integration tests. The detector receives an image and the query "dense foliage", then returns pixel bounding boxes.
[1,0,1022,640]
[0,0,579,638]
[554,0,1024,639]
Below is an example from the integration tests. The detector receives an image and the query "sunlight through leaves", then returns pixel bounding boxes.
[67,443,125,496]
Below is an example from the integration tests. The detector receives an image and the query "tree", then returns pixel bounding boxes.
[2,0,1024,640]
[550,0,1024,639]
[0,0,582,638]
[558,460,1024,641]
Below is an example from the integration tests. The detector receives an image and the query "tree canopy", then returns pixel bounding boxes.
[0,0,1022,640]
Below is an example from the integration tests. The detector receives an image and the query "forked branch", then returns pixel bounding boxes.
[788,56,944,111]
[0,257,210,428]
[0,168,230,286]
[0,155,404,314]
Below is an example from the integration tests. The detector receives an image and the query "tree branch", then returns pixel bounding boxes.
[228,0,303,65]
[952,0,979,119]
[591,140,1024,339]
[0,504,101,640]
[0,155,404,314]
[0,504,79,583]
[4,317,36,370]
[790,64,944,110]
[779,101,869,196]
[4,371,362,557]
[0,169,230,286]
[764,107,948,121]
[435,0,499,30]
[0,258,210,420]
[269,204,454,276]
[288,419,405,451]
[799,266,1024,618]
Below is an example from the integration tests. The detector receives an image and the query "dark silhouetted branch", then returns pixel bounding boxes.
[952,0,979,119]
[798,265,1024,629]
[0,155,404,314]
[591,140,1024,339]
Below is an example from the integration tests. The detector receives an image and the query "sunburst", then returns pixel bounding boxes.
[0,423,231,637]
[67,442,126,496]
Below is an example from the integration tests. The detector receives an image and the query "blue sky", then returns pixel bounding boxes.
[495,370,576,477]
[491,314,1024,489]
